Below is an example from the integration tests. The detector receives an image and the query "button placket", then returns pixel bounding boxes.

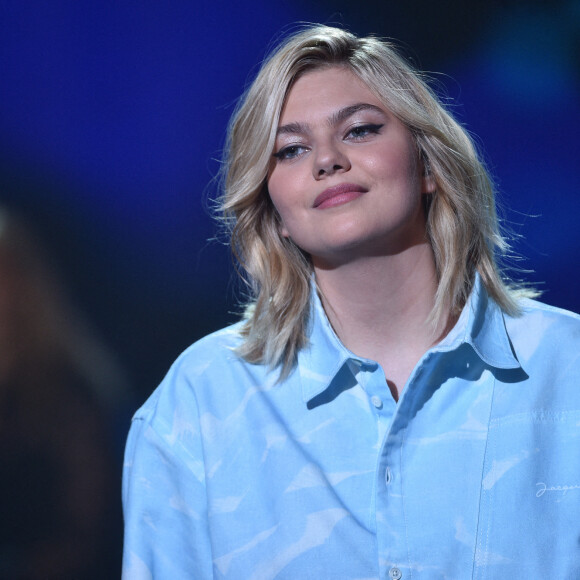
[377,410,407,580]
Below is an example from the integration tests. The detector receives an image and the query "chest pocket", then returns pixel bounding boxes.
[474,409,580,579]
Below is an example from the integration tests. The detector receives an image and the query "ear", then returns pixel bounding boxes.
[418,152,436,194]
[269,189,290,238]
[274,207,290,237]
[421,172,436,194]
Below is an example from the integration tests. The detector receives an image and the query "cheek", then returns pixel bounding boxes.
[381,151,423,197]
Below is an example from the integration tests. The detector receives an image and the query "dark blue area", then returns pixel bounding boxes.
[0,1,578,397]
[446,3,580,311]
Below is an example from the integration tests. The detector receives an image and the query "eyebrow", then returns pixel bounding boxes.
[276,103,386,136]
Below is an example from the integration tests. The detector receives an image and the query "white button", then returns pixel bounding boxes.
[389,567,402,579]
[371,395,383,409]
[385,466,392,485]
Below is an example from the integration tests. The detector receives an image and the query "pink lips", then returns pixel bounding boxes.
[313,183,368,209]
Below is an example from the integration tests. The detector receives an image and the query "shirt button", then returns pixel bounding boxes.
[371,395,383,409]
[389,567,402,579]
[385,466,392,485]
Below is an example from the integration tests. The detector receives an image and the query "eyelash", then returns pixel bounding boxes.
[273,123,385,161]
[346,123,384,140]
[272,144,308,161]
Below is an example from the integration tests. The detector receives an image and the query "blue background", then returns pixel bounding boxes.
[1,0,579,397]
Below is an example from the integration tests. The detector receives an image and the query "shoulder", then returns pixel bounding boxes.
[504,297,580,378]
[169,321,247,380]
[505,297,580,344]
[133,321,273,428]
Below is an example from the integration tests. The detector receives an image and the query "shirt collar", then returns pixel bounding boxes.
[437,274,520,370]
[297,273,521,404]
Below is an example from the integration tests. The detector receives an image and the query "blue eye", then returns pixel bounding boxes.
[346,123,384,140]
[273,144,308,161]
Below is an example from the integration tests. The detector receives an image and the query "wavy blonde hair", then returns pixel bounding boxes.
[220,25,534,377]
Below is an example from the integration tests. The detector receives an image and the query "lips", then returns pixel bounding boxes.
[313,183,368,209]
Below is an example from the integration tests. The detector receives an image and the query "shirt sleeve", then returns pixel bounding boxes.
[122,394,213,579]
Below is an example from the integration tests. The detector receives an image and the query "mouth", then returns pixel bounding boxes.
[313,183,368,209]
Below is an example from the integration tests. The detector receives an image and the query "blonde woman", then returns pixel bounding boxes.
[122,26,580,579]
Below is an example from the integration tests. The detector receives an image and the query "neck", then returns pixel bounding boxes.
[313,241,449,399]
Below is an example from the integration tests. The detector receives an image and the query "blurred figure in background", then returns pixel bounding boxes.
[0,208,129,579]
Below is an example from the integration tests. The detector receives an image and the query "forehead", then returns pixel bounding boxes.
[279,66,385,124]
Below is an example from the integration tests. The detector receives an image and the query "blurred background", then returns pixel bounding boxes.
[1,0,578,577]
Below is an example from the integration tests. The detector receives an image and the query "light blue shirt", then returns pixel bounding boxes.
[122,276,580,579]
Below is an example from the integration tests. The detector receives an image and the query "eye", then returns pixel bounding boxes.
[345,123,384,140]
[272,144,309,161]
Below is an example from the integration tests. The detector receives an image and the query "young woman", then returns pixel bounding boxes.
[122,25,580,579]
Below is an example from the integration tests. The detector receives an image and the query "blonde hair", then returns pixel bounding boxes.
[220,25,534,377]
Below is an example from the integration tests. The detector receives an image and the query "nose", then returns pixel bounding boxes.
[312,142,351,179]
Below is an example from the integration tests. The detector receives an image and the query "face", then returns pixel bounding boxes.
[267,66,435,267]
